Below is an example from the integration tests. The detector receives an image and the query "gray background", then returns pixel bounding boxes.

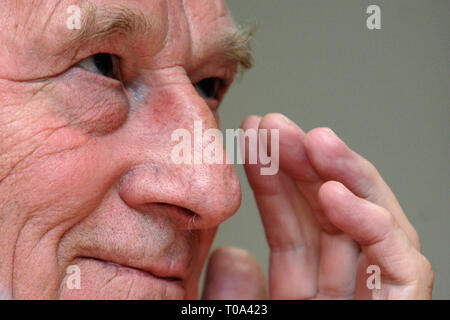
[210,0,450,299]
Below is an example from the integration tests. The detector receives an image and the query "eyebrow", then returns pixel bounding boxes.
[67,4,255,72]
[222,25,256,72]
[68,4,152,46]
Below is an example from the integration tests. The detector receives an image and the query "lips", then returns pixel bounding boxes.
[77,252,189,286]
[73,241,192,293]
[84,256,184,283]
[63,256,187,299]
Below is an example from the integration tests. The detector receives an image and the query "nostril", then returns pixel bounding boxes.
[153,202,197,219]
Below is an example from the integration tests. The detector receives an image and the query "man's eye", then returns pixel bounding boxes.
[77,53,121,80]
[194,78,223,100]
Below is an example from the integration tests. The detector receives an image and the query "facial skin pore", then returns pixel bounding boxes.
[0,0,245,299]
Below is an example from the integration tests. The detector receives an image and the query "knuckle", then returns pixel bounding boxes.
[378,206,395,228]
[408,228,421,251]
[360,158,378,179]
[421,255,434,281]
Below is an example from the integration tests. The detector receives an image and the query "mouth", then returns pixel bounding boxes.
[67,256,187,299]
[83,256,184,283]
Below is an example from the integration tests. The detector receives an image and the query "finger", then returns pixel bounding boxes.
[256,114,338,233]
[305,128,420,248]
[242,116,310,245]
[241,115,320,299]
[316,233,360,299]
[202,247,267,300]
[240,115,286,196]
[242,115,314,248]
[318,181,432,295]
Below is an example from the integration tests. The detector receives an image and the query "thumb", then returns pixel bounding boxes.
[202,246,267,300]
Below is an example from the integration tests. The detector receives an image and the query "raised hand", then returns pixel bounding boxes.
[203,113,433,300]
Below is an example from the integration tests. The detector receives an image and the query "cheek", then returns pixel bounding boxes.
[0,70,129,215]
[10,131,119,226]
[0,82,127,240]
[3,140,123,299]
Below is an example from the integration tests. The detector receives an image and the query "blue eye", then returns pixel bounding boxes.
[77,53,121,80]
[194,78,223,100]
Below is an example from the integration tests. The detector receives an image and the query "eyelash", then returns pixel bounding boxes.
[77,53,122,81]
[77,53,227,106]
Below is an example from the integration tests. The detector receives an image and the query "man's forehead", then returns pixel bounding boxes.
[0,0,252,80]
[182,0,232,26]
[8,0,234,46]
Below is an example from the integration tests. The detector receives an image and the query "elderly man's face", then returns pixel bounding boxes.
[0,0,243,299]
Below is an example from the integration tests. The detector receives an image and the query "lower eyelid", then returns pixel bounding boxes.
[204,97,220,111]
[47,70,129,136]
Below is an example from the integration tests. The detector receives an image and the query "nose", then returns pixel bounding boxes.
[118,73,242,229]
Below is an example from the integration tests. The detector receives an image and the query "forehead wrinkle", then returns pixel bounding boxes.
[41,1,64,36]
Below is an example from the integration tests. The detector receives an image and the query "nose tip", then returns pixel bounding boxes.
[188,163,242,228]
[118,162,242,229]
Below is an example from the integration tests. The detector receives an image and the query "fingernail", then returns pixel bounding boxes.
[325,127,336,136]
